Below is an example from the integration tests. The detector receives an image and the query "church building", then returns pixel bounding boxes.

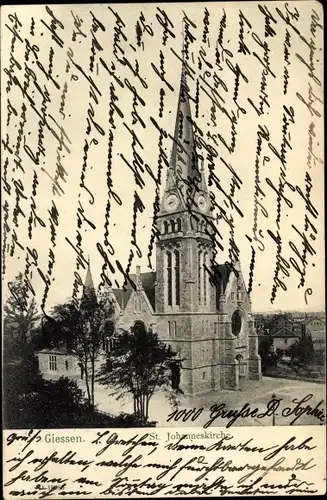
[101,62,261,395]
[37,61,261,396]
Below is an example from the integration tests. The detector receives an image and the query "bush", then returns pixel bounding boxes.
[4,374,87,429]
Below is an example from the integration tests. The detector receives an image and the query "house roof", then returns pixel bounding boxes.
[303,317,324,325]
[271,327,301,338]
[37,347,72,355]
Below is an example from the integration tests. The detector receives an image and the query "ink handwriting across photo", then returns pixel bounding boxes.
[2,1,325,498]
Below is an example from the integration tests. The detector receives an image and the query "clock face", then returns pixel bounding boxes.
[165,194,179,211]
[231,310,242,336]
[197,194,207,211]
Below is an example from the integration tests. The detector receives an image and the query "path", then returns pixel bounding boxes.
[78,376,325,427]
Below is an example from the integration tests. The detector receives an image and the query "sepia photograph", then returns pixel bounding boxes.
[2,1,325,497]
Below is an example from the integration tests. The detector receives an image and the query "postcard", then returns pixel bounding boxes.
[2,1,325,497]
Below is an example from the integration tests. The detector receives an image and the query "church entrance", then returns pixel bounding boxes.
[171,361,181,390]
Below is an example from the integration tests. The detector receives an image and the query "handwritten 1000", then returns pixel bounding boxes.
[167,394,325,428]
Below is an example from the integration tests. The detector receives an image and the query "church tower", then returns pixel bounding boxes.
[155,60,219,396]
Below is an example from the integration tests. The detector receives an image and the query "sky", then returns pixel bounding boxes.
[1,2,325,314]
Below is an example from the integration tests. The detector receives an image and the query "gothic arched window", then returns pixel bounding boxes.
[163,220,169,234]
[167,251,172,306]
[171,321,176,339]
[174,250,180,306]
[171,219,176,232]
[176,218,182,232]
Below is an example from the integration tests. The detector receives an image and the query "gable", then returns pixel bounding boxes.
[112,288,133,309]
[116,271,156,311]
[123,289,154,315]
[272,327,300,338]
[305,317,324,326]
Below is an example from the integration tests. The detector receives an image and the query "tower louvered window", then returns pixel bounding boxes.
[167,251,172,306]
[174,250,180,306]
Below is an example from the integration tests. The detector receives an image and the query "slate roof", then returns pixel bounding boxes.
[213,264,233,292]
[112,288,134,309]
[114,271,156,310]
[213,263,234,304]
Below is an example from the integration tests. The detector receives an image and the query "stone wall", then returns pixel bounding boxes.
[37,352,80,380]
[118,290,155,331]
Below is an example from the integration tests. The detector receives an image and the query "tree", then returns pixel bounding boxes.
[3,273,39,361]
[97,321,179,422]
[286,335,315,364]
[42,287,115,410]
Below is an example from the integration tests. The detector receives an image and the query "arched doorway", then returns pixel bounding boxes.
[168,348,182,391]
[171,362,181,390]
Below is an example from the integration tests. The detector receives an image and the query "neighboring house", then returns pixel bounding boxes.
[305,318,326,353]
[37,347,80,380]
[36,60,262,396]
[271,328,301,354]
[269,314,293,336]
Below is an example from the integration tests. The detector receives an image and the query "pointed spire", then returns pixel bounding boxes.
[169,49,198,187]
[80,259,97,310]
[167,37,208,199]
[166,164,176,190]
[199,156,209,193]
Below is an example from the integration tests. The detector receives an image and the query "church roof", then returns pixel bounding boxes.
[213,263,240,304]
[112,288,133,309]
[114,271,156,310]
[214,264,233,292]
